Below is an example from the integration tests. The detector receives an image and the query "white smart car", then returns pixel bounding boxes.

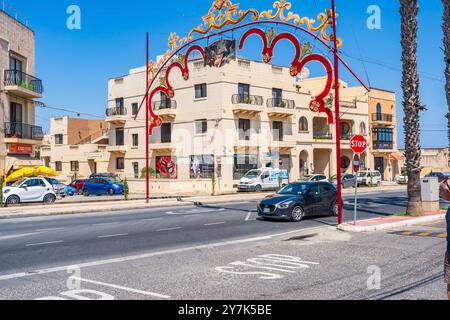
[3,177,57,205]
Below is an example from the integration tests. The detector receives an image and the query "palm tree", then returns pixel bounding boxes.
[443,0,450,151]
[400,0,424,216]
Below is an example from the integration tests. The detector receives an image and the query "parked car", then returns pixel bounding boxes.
[82,177,124,196]
[305,174,329,183]
[357,170,382,187]
[89,173,122,183]
[426,172,450,183]
[2,177,57,205]
[70,179,86,195]
[44,178,67,198]
[396,174,408,185]
[258,182,339,222]
[238,168,289,192]
[332,174,357,189]
[66,185,76,196]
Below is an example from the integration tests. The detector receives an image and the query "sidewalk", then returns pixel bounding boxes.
[338,210,447,233]
[0,185,407,219]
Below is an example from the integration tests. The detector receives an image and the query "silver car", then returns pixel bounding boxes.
[44,177,67,198]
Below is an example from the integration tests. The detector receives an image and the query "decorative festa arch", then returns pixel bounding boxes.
[139,0,369,224]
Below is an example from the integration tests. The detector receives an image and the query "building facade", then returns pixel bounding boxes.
[104,58,375,193]
[0,8,43,176]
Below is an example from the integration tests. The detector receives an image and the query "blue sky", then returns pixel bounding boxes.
[4,0,448,148]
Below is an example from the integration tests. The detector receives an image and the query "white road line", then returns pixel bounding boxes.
[204,222,226,226]
[97,233,128,239]
[156,227,181,232]
[92,222,119,227]
[0,226,334,282]
[71,277,170,299]
[26,241,64,247]
[35,228,65,232]
[245,211,256,221]
[0,232,43,241]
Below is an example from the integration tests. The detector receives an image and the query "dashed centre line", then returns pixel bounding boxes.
[204,222,226,226]
[26,241,64,247]
[156,227,182,232]
[34,228,65,232]
[97,233,128,239]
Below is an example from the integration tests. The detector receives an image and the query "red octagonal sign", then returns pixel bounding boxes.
[350,135,368,154]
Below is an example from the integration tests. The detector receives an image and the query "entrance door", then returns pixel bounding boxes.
[375,157,385,180]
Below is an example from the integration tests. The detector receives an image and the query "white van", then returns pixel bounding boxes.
[238,168,289,192]
[357,170,382,187]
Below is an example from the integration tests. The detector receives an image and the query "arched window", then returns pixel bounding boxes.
[299,117,308,132]
[376,103,382,120]
[360,122,367,135]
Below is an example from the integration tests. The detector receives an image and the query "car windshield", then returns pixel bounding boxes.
[45,178,59,185]
[358,172,368,177]
[11,179,27,187]
[244,170,262,179]
[277,184,309,195]
[108,176,122,184]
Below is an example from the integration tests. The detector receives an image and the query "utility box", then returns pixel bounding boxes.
[421,177,439,212]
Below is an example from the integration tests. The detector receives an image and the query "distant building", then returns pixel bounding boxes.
[399,148,450,176]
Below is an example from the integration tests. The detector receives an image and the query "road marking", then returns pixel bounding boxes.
[71,277,171,299]
[97,233,128,239]
[0,232,43,241]
[245,211,256,221]
[26,240,64,247]
[0,226,334,282]
[92,222,119,227]
[156,227,181,232]
[35,227,65,232]
[166,208,226,215]
[204,222,226,226]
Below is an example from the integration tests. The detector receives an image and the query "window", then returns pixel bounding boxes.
[133,162,139,179]
[376,103,382,120]
[360,122,367,135]
[55,134,64,145]
[273,121,284,141]
[272,88,283,107]
[10,102,22,123]
[116,157,125,170]
[233,154,258,180]
[190,155,215,179]
[116,98,124,109]
[132,134,139,147]
[115,128,124,146]
[23,179,45,188]
[195,83,207,99]
[161,123,172,143]
[132,103,139,116]
[195,119,208,135]
[299,117,308,132]
[160,92,171,109]
[238,83,250,99]
[373,128,394,142]
[55,162,62,172]
[239,119,251,140]
[70,161,79,172]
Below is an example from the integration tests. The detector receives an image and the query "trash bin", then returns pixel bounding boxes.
[421,177,439,212]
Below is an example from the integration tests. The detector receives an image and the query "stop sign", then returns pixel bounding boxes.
[350,135,368,154]
[353,154,361,173]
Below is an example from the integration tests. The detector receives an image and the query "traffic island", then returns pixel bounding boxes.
[337,211,446,233]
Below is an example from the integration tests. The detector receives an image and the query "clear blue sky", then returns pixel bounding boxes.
[5,0,448,148]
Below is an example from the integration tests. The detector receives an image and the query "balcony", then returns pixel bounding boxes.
[4,122,44,145]
[266,98,296,118]
[232,94,264,116]
[149,141,177,153]
[152,100,177,120]
[340,133,353,141]
[106,145,127,154]
[313,132,333,140]
[3,70,43,99]
[105,107,127,124]
[372,113,393,125]
[373,141,394,151]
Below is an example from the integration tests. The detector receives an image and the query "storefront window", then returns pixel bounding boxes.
[233,154,258,180]
[190,155,214,179]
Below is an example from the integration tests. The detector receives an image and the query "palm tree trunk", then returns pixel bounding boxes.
[400,0,424,216]
[443,0,450,151]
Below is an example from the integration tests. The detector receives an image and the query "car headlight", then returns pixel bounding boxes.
[278,201,294,209]
[248,180,256,184]
[3,189,10,194]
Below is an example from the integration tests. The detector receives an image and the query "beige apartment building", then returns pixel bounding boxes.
[40,116,108,182]
[103,58,376,193]
[0,8,43,176]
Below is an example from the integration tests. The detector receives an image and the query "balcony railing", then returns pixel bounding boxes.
[106,107,127,117]
[4,122,44,141]
[232,94,264,106]
[313,132,333,140]
[340,133,353,140]
[4,70,44,94]
[267,98,295,109]
[372,113,393,123]
[373,141,394,150]
[152,100,177,110]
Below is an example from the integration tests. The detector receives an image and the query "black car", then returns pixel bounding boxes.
[258,182,339,222]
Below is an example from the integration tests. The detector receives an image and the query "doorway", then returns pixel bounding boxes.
[375,157,385,180]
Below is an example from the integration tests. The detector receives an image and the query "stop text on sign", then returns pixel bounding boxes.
[350,135,368,154]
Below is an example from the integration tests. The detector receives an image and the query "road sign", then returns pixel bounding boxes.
[353,154,361,173]
[350,135,368,154]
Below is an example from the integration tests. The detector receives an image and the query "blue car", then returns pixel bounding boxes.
[66,185,76,196]
[82,177,124,196]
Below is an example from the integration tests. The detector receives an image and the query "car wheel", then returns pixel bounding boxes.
[331,201,339,217]
[255,185,262,193]
[83,189,90,197]
[108,188,114,196]
[290,206,305,222]
[43,194,56,204]
[6,195,20,206]
[77,189,83,196]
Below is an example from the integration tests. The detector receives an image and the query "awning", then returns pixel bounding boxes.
[5,155,43,174]
[389,152,405,162]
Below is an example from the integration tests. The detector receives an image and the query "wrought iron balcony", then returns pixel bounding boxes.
[232,94,264,106]
[313,132,333,140]
[373,141,394,150]
[372,113,393,123]
[105,107,127,117]
[267,98,295,109]
[4,70,44,97]
[4,122,44,141]
[152,100,177,110]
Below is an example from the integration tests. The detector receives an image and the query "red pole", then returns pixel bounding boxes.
[145,32,150,204]
[331,0,343,225]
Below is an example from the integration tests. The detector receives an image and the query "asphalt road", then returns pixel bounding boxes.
[0,190,448,300]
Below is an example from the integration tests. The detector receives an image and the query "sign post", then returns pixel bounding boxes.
[350,135,367,226]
